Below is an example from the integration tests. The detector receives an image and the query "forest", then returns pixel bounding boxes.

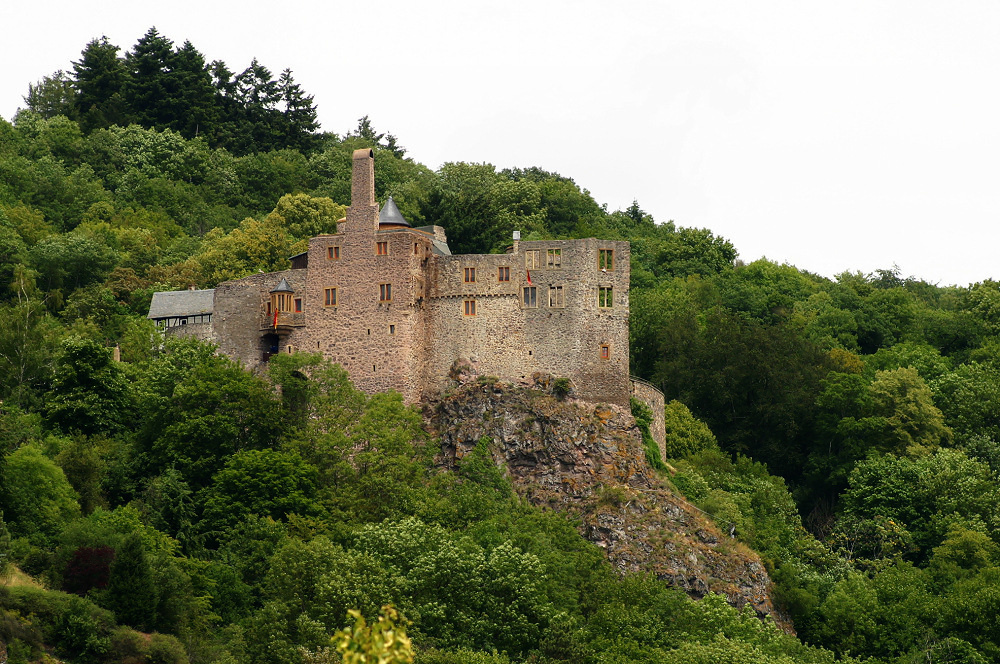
[4,28,1000,664]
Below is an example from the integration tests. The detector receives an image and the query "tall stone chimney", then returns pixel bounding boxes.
[348,148,378,233]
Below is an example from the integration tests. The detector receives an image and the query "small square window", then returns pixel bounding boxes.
[324,287,337,307]
[523,286,537,308]
[547,248,562,268]
[328,246,340,260]
[598,286,613,308]
[464,267,476,283]
[464,299,477,316]
[599,249,613,271]
[380,283,392,302]
[498,266,510,282]
[549,285,565,308]
[376,241,388,255]
[600,344,611,360]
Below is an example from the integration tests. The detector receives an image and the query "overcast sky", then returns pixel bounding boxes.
[3,1,999,287]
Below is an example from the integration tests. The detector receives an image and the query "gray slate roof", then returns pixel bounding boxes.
[378,196,411,227]
[148,289,215,319]
[271,277,293,293]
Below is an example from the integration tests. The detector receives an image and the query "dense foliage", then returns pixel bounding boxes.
[4,32,1000,663]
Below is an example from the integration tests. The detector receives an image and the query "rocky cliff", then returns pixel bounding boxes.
[426,374,791,631]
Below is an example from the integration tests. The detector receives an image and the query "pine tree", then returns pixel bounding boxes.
[72,37,128,131]
[105,534,158,630]
[123,27,174,129]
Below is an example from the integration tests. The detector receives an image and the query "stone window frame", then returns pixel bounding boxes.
[464,299,477,316]
[327,245,340,260]
[379,283,392,302]
[464,266,476,283]
[522,286,537,308]
[548,284,565,308]
[525,250,540,269]
[324,287,338,307]
[598,285,614,308]
[600,344,611,360]
[546,248,562,268]
[599,248,614,271]
[498,266,510,282]
[294,297,303,313]
[376,241,388,256]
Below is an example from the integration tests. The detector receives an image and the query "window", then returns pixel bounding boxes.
[525,250,540,269]
[600,344,611,360]
[464,299,477,316]
[413,243,420,255]
[498,266,510,282]
[598,286,613,308]
[464,267,476,283]
[294,298,302,313]
[389,324,396,335]
[327,246,340,260]
[549,285,565,308]
[272,292,293,312]
[380,283,392,302]
[266,301,272,316]
[324,287,337,307]
[376,241,388,255]
[523,286,537,308]
[599,249,613,271]
[547,248,561,268]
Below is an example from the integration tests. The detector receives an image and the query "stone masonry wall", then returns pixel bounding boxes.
[205,149,633,408]
[425,238,631,406]
[213,270,306,366]
[630,377,667,458]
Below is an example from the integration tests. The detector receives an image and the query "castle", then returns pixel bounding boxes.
[149,148,645,411]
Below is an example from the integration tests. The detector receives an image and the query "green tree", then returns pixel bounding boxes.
[334,605,414,664]
[23,71,78,120]
[0,444,81,541]
[45,336,132,435]
[105,533,158,630]
[72,37,129,131]
[201,449,318,532]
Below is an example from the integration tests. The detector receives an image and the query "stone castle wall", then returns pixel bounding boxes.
[630,377,667,459]
[206,149,632,408]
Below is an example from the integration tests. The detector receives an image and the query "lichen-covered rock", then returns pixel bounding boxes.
[427,380,793,632]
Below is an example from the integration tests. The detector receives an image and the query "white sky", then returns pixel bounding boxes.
[3,1,999,287]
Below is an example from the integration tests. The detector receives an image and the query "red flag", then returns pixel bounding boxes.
[273,309,279,330]
[526,270,532,285]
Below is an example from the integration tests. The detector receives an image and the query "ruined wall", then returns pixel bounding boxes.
[425,238,631,406]
[630,377,666,458]
[165,322,215,343]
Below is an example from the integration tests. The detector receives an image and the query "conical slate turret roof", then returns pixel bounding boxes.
[270,277,293,293]
[378,196,411,227]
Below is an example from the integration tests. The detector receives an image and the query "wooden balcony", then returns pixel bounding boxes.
[259,311,306,332]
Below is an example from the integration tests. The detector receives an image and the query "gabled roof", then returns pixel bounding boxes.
[378,196,411,227]
[148,289,215,319]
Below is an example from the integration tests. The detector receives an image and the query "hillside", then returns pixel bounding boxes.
[6,42,1000,660]
[430,375,787,629]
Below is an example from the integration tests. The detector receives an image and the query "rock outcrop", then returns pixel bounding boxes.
[427,376,792,631]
